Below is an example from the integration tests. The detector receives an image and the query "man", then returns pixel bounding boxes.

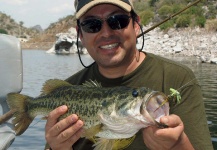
[45,0,213,150]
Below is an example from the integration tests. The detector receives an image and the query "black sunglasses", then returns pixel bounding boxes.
[79,14,131,33]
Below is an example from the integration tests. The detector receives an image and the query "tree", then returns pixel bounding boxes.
[19,21,24,27]
[19,21,24,38]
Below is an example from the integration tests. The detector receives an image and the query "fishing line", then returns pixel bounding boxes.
[136,21,144,52]
[176,78,197,92]
[154,78,197,112]
[76,29,94,68]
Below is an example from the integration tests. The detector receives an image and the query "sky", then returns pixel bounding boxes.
[0,0,76,29]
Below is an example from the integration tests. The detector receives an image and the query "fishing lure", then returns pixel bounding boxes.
[154,78,196,112]
[169,88,181,104]
[154,88,181,112]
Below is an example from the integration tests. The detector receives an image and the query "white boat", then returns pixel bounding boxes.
[0,34,22,150]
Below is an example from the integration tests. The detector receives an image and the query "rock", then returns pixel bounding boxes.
[46,27,87,54]
[200,55,210,63]
[210,58,217,64]
[164,34,169,38]
[121,26,215,63]
[211,36,217,44]
[173,43,182,53]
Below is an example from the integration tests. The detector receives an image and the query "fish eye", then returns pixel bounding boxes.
[132,89,139,97]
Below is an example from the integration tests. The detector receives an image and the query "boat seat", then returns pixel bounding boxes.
[0,34,23,149]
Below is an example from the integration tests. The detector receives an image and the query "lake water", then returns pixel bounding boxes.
[8,50,216,150]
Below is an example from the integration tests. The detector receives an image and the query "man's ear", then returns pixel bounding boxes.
[134,16,141,36]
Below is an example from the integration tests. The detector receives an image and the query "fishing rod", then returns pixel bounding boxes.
[137,0,202,38]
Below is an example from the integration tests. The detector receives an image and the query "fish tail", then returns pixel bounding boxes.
[0,109,16,124]
[7,93,34,135]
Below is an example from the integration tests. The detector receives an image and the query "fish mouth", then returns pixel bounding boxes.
[141,91,169,125]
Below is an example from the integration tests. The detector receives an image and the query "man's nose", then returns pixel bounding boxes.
[99,21,115,37]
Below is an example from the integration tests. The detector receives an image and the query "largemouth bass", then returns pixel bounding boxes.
[1,79,170,150]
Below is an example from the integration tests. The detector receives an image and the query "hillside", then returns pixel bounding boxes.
[0,12,41,38]
[133,0,217,30]
[19,15,77,50]
[28,15,76,43]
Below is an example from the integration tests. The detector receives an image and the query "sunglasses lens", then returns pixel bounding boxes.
[108,15,130,30]
[80,19,102,33]
[80,15,131,33]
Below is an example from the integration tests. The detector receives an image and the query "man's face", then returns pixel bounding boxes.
[78,4,140,69]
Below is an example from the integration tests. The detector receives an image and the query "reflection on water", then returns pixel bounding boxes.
[167,55,217,149]
[8,50,216,149]
[8,50,94,150]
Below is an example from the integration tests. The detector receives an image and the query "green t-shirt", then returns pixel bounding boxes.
[65,52,213,150]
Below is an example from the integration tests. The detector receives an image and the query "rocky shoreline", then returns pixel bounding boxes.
[137,27,217,63]
[21,27,217,63]
[21,41,54,50]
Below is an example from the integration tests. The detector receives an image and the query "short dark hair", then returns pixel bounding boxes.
[131,10,139,23]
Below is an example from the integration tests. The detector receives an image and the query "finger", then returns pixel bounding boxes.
[58,120,84,144]
[51,124,84,149]
[160,115,182,128]
[47,121,84,150]
[45,105,68,131]
[49,114,80,137]
[155,115,184,139]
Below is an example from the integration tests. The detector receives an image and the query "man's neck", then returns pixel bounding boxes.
[98,52,146,79]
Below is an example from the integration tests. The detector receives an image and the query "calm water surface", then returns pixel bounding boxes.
[8,50,216,149]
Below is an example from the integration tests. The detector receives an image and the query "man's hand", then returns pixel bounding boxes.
[45,105,84,150]
[143,114,194,150]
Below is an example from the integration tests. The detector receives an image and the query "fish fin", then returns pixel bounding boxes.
[83,124,103,139]
[93,138,114,150]
[82,80,102,88]
[7,93,34,135]
[112,136,136,150]
[41,79,73,95]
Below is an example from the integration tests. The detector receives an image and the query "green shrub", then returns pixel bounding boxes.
[0,29,8,34]
[158,5,173,19]
[133,1,150,12]
[139,10,154,25]
[159,20,174,30]
[186,6,204,16]
[149,0,159,7]
[132,0,217,30]
[196,16,206,27]
[172,4,185,13]
[176,15,191,28]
